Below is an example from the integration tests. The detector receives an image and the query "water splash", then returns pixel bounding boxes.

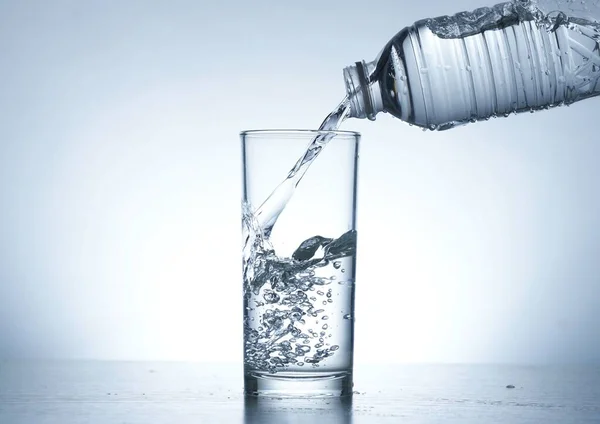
[243,205,356,373]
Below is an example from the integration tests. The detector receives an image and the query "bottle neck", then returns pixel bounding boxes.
[343,60,383,120]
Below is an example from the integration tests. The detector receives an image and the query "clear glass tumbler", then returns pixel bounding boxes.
[241,130,360,397]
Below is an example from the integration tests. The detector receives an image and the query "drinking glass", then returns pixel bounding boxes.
[241,130,360,397]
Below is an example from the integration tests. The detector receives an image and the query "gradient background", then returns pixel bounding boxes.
[0,0,599,364]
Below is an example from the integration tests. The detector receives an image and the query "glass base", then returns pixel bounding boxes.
[244,370,353,398]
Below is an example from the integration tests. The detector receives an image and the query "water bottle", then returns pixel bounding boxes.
[344,0,600,130]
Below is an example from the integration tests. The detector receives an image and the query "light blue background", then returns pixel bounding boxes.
[0,0,598,363]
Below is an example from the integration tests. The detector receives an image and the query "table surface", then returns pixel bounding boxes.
[1,361,599,423]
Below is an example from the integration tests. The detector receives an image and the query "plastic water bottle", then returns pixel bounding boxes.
[344,0,600,130]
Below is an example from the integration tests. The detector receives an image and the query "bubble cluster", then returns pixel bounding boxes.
[242,206,356,373]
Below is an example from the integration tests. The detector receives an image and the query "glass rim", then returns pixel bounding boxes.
[240,129,360,137]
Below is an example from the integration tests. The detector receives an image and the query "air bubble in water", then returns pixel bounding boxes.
[290,311,303,322]
[297,345,311,354]
[263,291,280,304]
[333,261,342,269]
